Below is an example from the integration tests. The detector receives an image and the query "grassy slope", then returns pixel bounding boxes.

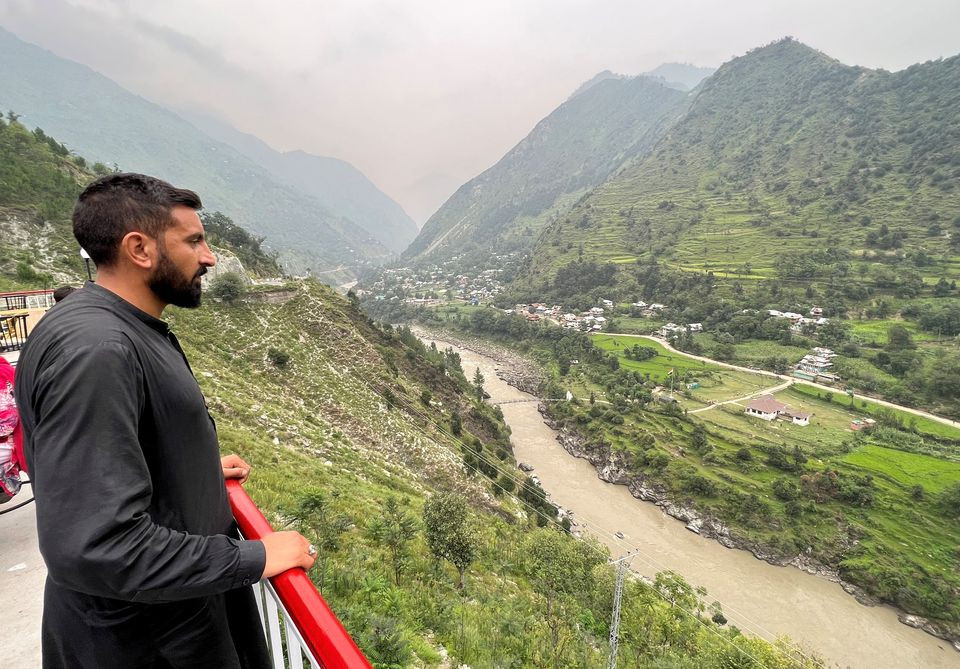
[530,39,960,283]
[405,75,688,262]
[162,284,821,667]
[561,334,960,632]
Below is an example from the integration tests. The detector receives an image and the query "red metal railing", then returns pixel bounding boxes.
[226,479,372,669]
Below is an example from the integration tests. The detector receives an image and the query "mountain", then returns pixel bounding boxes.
[645,62,716,90]
[178,111,418,254]
[528,38,960,286]
[1,119,818,668]
[403,74,689,263]
[0,26,389,279]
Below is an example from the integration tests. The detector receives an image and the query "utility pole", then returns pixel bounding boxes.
[608,553,633,669]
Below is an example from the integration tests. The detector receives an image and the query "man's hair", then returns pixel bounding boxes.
[73,173,202,267]
[52,285,77,303]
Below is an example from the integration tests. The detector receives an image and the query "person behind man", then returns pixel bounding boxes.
[15,173,317,668]
[51,285,77,303]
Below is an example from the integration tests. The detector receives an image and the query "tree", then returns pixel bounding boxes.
[423,493,477,590]
[367,497,418,586]
[472,367,485,399]
[690,424,708,453]
[286,489,351,594]
[209,272,246,303]
[886,325,914,351]
[450,411,462,436]
[940,482,960,519]
[525,528,604,663]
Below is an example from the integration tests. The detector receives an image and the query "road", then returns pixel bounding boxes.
[688,378,794,414]
[602,333,960,429]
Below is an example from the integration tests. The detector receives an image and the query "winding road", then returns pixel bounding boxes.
[602,333,960,430]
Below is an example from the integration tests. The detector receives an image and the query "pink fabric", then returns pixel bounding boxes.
[0,357,23,473]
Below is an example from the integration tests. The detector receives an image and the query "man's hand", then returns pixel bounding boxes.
[260,531,317,579]
[221,454,250,484]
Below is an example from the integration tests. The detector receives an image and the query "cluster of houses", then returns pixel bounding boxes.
[631,300,667,316]
[501,303,621,332]
[368,260,510,305]
[658,322,703,338]
[505,303,563,323]
[767,306,830,333]
[744,394,812,426]
[793,347,838,382]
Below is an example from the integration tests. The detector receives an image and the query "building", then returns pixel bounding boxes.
[744,395,788,421]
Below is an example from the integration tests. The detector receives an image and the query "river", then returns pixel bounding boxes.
[426,337,959,669]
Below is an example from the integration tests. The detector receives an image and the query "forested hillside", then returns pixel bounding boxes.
[530,38,960,285]
[404,74,688,264]
[2,120,822,667]
[0,26,391,278]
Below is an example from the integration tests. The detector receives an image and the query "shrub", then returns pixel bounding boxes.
[209,272,246,303]
[267,347,290,368]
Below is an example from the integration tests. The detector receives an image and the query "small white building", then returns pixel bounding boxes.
[744,395,787,421]
[688,322,703,332]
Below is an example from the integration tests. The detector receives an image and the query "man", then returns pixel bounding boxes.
[15,173,317,668]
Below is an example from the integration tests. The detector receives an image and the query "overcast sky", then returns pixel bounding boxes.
[1,1,958,224]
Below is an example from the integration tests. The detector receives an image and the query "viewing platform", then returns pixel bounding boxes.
[0,479,370,668]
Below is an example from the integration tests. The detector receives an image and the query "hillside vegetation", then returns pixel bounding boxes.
[418,306,960,642]
[530,38,960,284]
[3,122,822,667]
[0,26,392,277]
[404,75,688,263]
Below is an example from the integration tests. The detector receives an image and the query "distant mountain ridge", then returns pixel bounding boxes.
[403,74,689,263]
[178,111,418,254]
[0,26,393,279]
[645,62,716,90]
[527,38,960,283]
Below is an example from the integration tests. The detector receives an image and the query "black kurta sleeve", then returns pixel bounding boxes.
[30,340,265,603]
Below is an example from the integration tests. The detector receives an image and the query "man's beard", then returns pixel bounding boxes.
[149,251,206,308]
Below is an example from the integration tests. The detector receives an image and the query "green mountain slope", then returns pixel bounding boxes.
[529,38,960,285]
[0,26,389,278]
[403,75,688,263]
[3,121,821,667]
[178,111,419,254]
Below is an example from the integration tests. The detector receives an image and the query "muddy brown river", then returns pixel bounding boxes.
[427,337,959,669]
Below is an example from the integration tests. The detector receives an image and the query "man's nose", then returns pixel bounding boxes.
[201,244,217,267]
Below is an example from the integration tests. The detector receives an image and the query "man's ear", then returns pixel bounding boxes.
[118,231,157,270]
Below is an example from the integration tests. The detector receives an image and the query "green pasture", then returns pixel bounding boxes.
[591,334,718,381]
[843,445,960,494]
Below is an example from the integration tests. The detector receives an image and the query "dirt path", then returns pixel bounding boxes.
[688,378,794,414]
[604,333,960,429]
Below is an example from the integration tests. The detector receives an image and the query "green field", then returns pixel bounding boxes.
[848,319,935,345]
[591,334,718,380]
[790,383,960,441]
[844,445,960,494]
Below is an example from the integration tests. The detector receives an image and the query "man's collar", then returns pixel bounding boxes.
[83,281,170,334]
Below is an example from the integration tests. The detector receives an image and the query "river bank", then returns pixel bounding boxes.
[417,326,960,666]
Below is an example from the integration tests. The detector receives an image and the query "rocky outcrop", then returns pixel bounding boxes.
[201,249,252,288]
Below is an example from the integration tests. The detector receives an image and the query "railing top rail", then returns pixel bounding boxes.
[225,479,372,669]
[0,290,54,297]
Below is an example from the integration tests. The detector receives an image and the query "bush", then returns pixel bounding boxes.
[267,347,290,368]
[209,272,246,303]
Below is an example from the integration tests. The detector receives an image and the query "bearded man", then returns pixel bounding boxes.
[15,173,317,668]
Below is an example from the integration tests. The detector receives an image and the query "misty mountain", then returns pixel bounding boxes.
[645,62,716,90]
[403,74,689,263]
[528,38,960,282]
[178,111,418,254]
[0,26,389,278]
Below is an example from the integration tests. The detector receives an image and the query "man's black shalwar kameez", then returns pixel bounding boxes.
[15,282,270,668]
